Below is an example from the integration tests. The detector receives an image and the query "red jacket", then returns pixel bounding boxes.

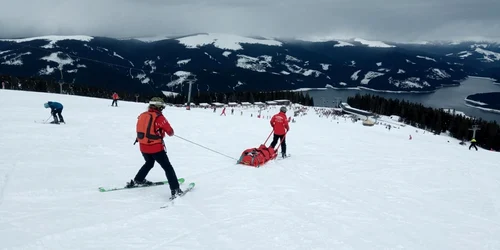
[139,109,174,154]
[270,112,289,135]
[112,93,119,100]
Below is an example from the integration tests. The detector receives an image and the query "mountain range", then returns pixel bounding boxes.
[0,33,499,95]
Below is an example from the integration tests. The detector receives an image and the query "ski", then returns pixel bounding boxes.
[98,178,185,192]
[160,182,196,209]
[35,120,66,125]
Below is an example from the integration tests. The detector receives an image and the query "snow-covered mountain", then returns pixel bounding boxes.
[395,42,500,73]
[0,34,497,94]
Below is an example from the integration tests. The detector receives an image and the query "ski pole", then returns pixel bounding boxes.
[44,114,52,123]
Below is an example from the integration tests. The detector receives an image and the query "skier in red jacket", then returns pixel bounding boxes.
[111,92,119,107]
[269,106,290,158]
[128,97,183,200]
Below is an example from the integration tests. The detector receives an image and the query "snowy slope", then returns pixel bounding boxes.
[1,90,500,250]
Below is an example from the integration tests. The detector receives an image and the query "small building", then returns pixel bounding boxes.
[274,99,291,105]
[254,102,265,106]
[339,103,374,117]
[198,103,211,107]
[211,102,225,107]
[240,102,252,106]
[389,115,401,121]
[265,101,278,105]
[227,102,238,107]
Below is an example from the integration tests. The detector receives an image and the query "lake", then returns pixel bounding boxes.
[308,77,500,123]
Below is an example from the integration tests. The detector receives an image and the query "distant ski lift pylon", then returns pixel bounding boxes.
[185,74,197,110]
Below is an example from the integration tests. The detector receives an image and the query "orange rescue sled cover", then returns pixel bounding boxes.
[237,144,277,167]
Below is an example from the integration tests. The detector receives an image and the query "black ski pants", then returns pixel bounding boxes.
[270,134,286,153]
[469,143,478,151]
[135,150,180,190]
[51,108,64,123]
[111,99,118,106]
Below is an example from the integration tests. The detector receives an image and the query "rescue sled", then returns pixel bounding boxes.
[237,130,288,167]
[237,144,278,167]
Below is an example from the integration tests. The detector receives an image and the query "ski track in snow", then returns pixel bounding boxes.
[0,172,8,207]
[0,89,500,249]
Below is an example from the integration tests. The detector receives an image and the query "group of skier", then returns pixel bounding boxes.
[126,97,289,199]
[43,92,120,124]
[42,94,290,200]
[43,93,486,199]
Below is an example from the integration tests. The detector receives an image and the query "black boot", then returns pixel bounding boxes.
[135,179,153,186]
[169,188,184,200]
[126,179,153,188]
[125,179,135,188]
[50,116,60,124]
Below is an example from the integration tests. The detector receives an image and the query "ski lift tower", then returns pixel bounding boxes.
[185,75,197,110]
[58,69,64,94]
[469,124,481,139]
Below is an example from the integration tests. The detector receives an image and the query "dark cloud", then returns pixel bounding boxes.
[0,0,499,42]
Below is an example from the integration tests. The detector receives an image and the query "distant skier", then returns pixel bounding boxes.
[269,106,290,158]
[469,138,478,151]
[220,107,226,116]
[129,97,184,200]
[111,92,119,107]
[44,101,65,124]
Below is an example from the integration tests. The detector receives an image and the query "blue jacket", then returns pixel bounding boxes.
[46,101,63,110]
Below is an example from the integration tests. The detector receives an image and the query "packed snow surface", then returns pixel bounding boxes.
[1,90,500,249]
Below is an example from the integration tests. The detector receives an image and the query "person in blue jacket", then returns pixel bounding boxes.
[44,101,65,124]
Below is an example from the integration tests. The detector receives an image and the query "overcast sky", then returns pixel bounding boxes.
[1,0,499,42]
